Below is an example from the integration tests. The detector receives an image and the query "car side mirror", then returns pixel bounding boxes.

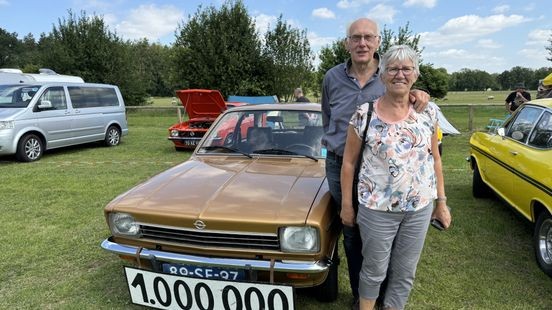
[38,100,52,109]
[497,127,505,138]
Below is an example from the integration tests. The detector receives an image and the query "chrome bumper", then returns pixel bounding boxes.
[101,237,330,274]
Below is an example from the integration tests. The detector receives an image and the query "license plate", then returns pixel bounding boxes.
[184,139,199,146]
[124,267,295,310]
[162,263,244,280]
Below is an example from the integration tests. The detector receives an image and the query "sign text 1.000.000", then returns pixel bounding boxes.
[124,267,295,310]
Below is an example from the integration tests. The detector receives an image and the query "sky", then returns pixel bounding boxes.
[1,0,551,74]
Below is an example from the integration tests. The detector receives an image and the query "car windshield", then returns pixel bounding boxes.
[197,108,325,158]
[0,84,40,108]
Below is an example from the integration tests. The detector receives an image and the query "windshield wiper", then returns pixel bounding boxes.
[200,145,252,158]
[253,148,318,161]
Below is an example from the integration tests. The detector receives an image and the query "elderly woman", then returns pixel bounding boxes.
[340,45,451,310]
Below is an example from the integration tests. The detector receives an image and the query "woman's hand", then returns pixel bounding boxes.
[340,203,356,227]
[431,202,452,230]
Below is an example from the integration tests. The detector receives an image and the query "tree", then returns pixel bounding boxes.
[0,28,21,68]
[316,38,348,92]
[379,22,423,58]
[173,0,267,97]
[450,69,500,91]
[263,15,313,101]
[496,66,535,91]
[38,10,148,105]
[416,64,449,99]
[547,33,552,62]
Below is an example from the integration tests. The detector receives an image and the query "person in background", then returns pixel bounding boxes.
[505,83,531,113]
[537,73,552,99]
[321,17,429,310]
[293,87,310,102]
[340,44,451,310]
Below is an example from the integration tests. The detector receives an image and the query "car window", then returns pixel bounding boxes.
[37,87,67,110]
[528,111,552,148]
[198,109,324,157]
[506,106,542,143]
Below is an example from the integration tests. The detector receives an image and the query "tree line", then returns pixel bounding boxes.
[1,0,551,105]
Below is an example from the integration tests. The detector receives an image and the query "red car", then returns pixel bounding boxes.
[168,89,244,150]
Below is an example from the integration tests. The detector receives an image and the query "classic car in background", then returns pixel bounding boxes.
[102,103,339,309]
[469,99,552,277]
[168,89,245,151]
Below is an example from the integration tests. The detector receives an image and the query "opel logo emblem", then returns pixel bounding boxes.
[190,131,195,137]
[194,220,206,230]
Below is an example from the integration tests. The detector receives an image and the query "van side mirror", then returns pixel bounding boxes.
[38,100,52,109]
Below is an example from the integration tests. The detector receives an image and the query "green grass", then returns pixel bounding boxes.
[1,102,551,309]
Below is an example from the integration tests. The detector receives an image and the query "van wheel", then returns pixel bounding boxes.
[16,134,43,162]
[534,211,552,277]
[105,126,121,146]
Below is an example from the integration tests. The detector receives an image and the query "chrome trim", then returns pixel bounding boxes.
[135,222,277,237]
[101,237,329,273]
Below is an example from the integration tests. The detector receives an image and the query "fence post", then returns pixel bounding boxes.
[468,104,474,132]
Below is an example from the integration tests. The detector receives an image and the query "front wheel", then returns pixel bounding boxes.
[315,244,339,302]
[472,160,491,198]
[105,125,121,146]
[16,134,43,162]
[534,211,552,277]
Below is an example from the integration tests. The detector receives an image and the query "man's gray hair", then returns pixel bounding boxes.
[345,18,379,36]
[379,45,420,76]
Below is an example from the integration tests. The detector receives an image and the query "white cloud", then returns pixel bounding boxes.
[519,48,548,63]
[254,14,278,36]
[403,0,437,8]
[367,4,397,24]
[308,31,336,48]
[477,39,501,49]
[0,0,9,6]
[312,8,336,19]
[424,48,505,73]
[337,0,374,9]
[526,28,552,46]
[492,5,510,14]
[420,14,528,47]
[114,4,183,42]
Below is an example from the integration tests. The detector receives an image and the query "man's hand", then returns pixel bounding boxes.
[409,89,430,112]
[340,203,356,227]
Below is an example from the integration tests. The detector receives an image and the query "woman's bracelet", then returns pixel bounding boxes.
[436,196,447,203]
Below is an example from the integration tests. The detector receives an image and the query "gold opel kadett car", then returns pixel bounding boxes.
[469,99,552,277]
[101,103,339,309]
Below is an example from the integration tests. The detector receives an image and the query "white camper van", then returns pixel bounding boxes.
[0,81,128,162]
[0,68,84,84]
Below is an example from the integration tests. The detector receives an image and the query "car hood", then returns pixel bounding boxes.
[107,156,327,226]
[0,108,25,119]
[175,89,227,119]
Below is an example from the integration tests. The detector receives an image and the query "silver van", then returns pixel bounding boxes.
[0,82,129,162]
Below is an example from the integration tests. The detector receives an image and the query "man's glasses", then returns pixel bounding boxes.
[348,34,380,43]
[386,66,415,76]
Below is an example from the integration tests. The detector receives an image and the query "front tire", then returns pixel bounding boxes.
[472,160,491,198]
[105,125,121,146]
[534,211,552,277]
[16,134,43,162]
[315,244,339,302]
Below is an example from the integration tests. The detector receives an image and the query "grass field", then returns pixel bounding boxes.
[1,95,551,309]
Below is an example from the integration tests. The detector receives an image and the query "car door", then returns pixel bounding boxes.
[33,86,74,148]
[67,86,107,143]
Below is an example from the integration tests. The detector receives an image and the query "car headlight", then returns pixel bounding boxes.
[170,130,179,137]
[0,120,15,130]
[109,212,141,237]
[279,226,320,253]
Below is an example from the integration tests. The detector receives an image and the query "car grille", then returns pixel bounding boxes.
[179,131,205,138]
[140,224,281,251]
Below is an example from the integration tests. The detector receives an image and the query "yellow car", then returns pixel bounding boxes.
[101,103,339,309]
[469,99,552,277]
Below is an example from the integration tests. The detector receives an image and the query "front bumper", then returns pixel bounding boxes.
[101,237,330,274]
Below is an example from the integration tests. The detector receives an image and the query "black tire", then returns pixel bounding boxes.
[104,125,121,146]
[472,160,491,198]
[16,134,43,162]
[315,245,339,302]
[534,211,552,277]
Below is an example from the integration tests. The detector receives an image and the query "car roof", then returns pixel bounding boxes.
[529,98,552,109]
[224,103,321,112]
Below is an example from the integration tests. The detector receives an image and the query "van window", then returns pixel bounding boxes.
[0,85,40,108]
[68,86,119,108]
[37,87,67,110]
